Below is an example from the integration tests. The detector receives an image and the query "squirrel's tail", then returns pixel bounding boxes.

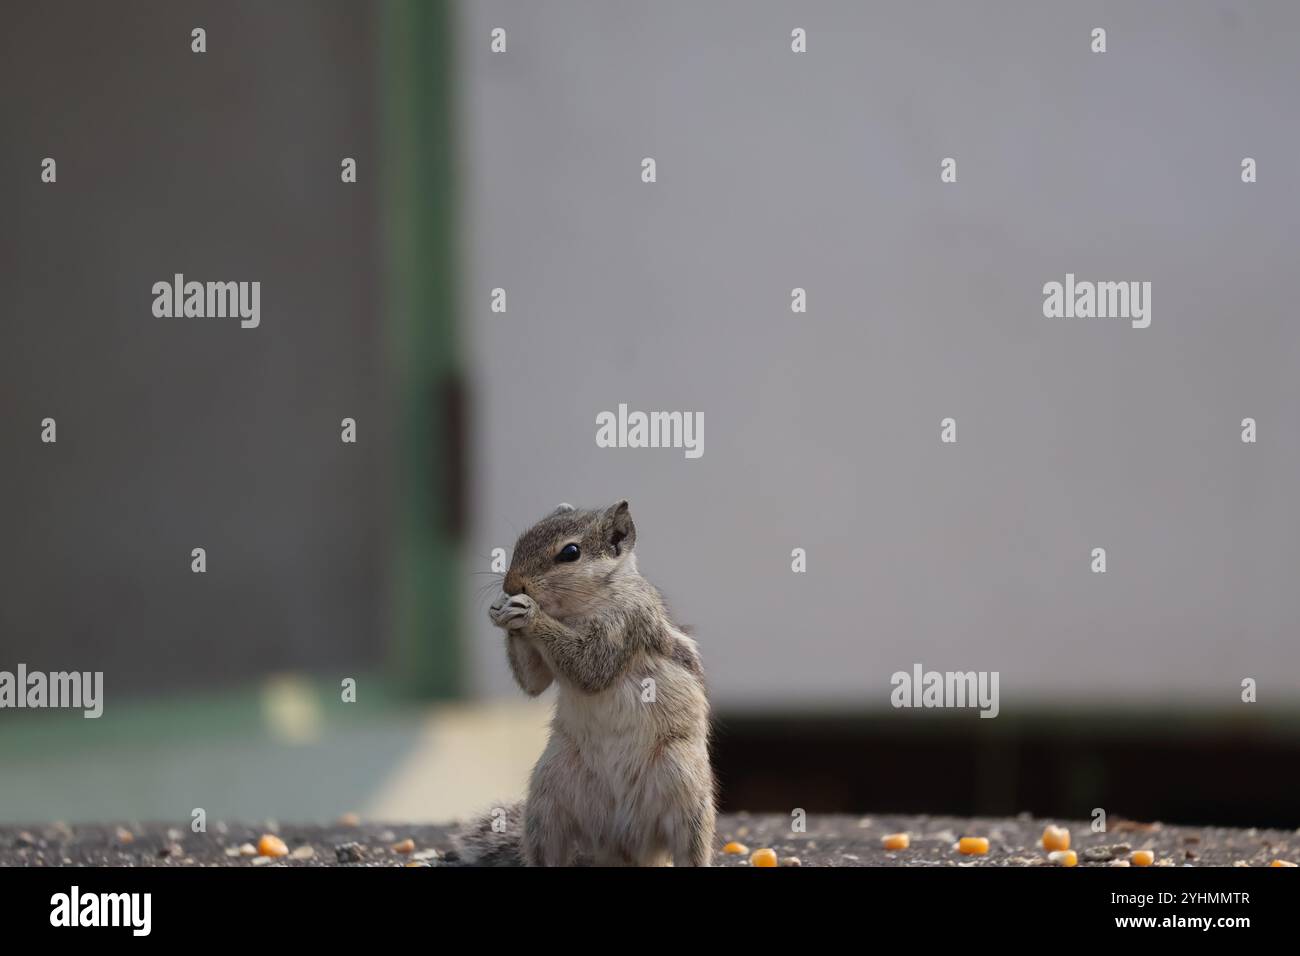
[453,800,526,866]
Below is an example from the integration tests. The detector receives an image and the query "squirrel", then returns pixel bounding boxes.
[456,500,716,866]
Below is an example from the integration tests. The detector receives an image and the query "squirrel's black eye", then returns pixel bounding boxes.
[555,543,581,563]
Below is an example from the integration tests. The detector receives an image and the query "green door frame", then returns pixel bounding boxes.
[383,0,465,699]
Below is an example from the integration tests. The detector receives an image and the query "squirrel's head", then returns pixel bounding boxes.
[503,500,637,620]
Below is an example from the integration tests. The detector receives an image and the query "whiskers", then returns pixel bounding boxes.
[471,569,506,610]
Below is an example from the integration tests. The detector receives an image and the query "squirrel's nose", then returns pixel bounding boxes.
[504,572,525,596]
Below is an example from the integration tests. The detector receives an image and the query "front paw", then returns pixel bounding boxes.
[489,592,538,630]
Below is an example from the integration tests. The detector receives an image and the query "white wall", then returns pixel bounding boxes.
[460,0,1300,709]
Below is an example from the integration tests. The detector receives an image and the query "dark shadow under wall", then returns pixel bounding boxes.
[712,710,1300,830]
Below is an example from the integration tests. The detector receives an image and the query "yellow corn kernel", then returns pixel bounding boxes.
[391,838,416,854]
[722,841,749,855]
[750,848,778,867]
[958,837,989,856]
[1270,860,1297,867]
[882,833,910,851]
[1131,850,1154,867]
[1048,849,1077,867]
[257,834,288,858]
[1041,825,1070,852]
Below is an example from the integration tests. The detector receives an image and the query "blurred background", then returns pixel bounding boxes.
[2,0,1298,829]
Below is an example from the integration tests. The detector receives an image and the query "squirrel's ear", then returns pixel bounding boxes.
[553,502,576,514]
[602,499,636,555]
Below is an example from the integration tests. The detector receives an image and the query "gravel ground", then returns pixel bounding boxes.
[3,813,1297,867]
